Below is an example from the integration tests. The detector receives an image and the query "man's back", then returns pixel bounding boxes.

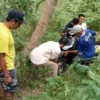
[30,41,61,65]
[78,33,95,59]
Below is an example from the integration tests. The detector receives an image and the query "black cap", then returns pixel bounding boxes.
[7,9,26,24]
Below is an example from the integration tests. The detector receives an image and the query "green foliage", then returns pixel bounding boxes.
[48,0,100,31]
[1,0,100,99]
[16,55,35,87]
[22,56,100,100]
[23,76,70,100]
[36,0,46,10]
[41,31,60,43]
[16,54,52,88]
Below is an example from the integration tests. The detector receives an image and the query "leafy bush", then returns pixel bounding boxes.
[22,55,100,100]
[1,0,100,99]
[16,54,52,88]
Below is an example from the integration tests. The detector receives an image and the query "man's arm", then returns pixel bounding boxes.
[60,27,67,37]
[60,22,71,37]
[64,50,78,56]
[68,50,78,54]
[0,53,12,84]
[60,33,66,37]
[50,59,57,63]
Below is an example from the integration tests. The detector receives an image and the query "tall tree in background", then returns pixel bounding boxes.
[24,0,59,55]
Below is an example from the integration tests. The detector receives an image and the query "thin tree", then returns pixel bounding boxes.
[24,0,59,55]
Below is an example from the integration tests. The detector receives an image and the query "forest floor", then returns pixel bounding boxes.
[15,87,43,100]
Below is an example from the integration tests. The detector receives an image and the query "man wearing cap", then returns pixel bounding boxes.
[0,9,26,100]
[65,25,95,64]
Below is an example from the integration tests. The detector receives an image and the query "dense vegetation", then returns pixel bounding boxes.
[0,0,100,100]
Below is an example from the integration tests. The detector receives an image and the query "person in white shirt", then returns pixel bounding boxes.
[78,14,87,31]
[29,38,68,77]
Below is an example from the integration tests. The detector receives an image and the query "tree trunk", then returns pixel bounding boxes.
[24,0,59,55]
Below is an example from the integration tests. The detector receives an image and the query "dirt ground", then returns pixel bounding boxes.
[15,87,43,100]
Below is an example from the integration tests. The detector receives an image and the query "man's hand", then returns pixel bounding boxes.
[73,36,77,40]
[0,53,13,84]
[4,75,13,84]
[50,59,57,63]
[64,51,69,56]
[60,33,66,37]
